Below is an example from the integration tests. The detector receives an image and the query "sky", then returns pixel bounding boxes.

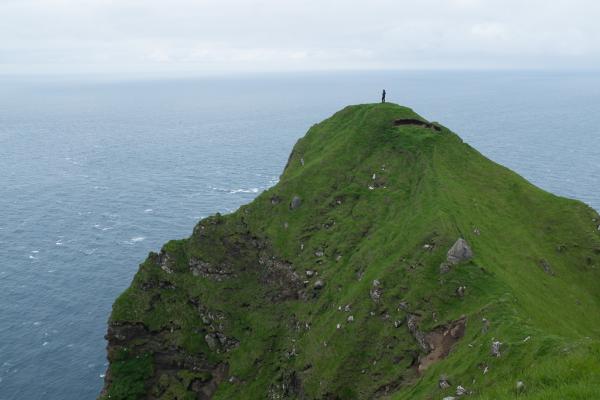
[1,0,599,75]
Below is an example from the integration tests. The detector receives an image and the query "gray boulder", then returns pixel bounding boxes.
[290,196,302,210]
[441,238,473,274]
[447,238,473,265]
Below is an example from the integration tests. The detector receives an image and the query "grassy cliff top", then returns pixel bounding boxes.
[102,103,600,400]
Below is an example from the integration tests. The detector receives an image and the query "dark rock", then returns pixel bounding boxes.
[205,332,239,352]
[393,118,441,131]
[539,259,555,276]
[258,254,304,301]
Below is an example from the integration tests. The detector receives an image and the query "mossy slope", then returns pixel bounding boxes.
[100,103,600,400]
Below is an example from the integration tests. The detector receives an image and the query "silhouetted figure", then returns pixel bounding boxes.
[382,89,386,103]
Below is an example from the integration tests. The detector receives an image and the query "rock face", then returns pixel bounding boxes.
[99,103,600,400]
[100,321,229,400]
[189,258,234,281]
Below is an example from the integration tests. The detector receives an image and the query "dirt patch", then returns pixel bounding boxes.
[393,118,441,132]
[418,316,467,373]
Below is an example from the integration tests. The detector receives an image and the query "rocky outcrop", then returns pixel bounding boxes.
[189,258,235,281]
[418,317,467,372]
[100,321,227,400]
[258,254,305,301]
[407,314,430,353]
[393,118,442,131]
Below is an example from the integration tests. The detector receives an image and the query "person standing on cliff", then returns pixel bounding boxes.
[381,89,386,103]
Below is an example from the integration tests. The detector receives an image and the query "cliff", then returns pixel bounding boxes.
[100,103,600,399]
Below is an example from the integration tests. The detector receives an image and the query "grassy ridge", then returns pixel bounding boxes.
[102,103,600,399]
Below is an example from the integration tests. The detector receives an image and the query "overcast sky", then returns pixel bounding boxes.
[1,0,599,75]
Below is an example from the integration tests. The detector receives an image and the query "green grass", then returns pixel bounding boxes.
[102,351,154,400]
[103,103,600,399]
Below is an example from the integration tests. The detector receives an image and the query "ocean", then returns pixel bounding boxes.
[0,71,599,399]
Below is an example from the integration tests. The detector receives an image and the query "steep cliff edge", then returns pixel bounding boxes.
[100,103,600,399]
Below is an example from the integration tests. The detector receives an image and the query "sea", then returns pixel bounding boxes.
[0,71,599,399]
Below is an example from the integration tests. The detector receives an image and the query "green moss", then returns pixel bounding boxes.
[104,352,153,400]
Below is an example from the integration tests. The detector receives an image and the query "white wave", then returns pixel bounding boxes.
[130,236,145,243]
[42,341,49,346]
[93,224,113,231]
[210,186,261,194]
[28,255,37,260]
[144,208,153,213]
[229,188,260,194]
[55,240,63,246]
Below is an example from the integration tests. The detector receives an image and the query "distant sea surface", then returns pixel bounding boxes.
[0,71,599,399]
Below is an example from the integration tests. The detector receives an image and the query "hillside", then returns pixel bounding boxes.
[99,103,600,400]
